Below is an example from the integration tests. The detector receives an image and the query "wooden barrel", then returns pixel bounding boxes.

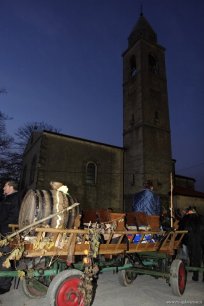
[18,189,76,230]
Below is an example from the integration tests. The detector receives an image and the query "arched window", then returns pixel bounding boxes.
[148,54,159,74]
[29,155,37,185]
[129,55,137,78]
[86,162,97,185]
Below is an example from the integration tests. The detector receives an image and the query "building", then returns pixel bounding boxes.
[20,13,204,214]
[21,131,124,212]
[122,13,172,209]
[173,173,204,215]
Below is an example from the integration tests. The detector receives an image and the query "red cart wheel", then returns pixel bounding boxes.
[47,269,87,306]
[170,259,187,296]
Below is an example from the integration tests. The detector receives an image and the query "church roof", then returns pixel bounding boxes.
[42,130,123,150]
[128,13,157,48]
[173,186,204,198]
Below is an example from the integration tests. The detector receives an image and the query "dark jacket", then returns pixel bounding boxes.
[179,212,202,267]
[132,189,161,215]
[0,192,20,236]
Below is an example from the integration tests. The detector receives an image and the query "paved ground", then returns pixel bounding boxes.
[0,271,203,306]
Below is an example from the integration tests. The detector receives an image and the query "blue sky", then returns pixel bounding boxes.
[0,0,204,191]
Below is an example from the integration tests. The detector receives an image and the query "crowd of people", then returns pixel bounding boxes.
[161,204,204,282]
[178,206,204,282]
[132,180,204,282]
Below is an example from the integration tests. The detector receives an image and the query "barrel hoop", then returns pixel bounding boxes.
[34,190,40,222]
[66,194,76,229]
[47,189,54,226]
[39,189,46,220]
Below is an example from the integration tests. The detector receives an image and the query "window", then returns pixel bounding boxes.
[86,162,97,185]
[129,55,137,78]
[29,155,37,185]
[130,113,135,126]
[148,54,159,74]
[131,173,135,186]
[154,111,159,124]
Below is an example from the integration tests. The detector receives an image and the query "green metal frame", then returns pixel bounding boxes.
[0,250,203,280]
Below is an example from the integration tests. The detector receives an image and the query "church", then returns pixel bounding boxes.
[20,13,204,214]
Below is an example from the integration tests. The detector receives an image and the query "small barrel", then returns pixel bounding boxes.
[18,189,75,230]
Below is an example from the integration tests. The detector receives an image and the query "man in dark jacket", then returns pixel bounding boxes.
[132,180,161,216]
[0,180,20,294]
[179,207,202,281]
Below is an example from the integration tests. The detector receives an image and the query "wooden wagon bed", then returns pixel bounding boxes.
[3,222,188,303]
[19,227,186,258]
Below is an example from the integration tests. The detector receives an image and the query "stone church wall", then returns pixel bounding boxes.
[22,132,124,212]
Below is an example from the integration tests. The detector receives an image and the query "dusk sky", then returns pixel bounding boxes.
[0,0,204,191]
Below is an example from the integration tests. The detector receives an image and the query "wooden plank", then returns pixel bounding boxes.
[23,230,187,258]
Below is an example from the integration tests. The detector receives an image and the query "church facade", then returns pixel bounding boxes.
[20,14,204,214]
[20,131,124,212]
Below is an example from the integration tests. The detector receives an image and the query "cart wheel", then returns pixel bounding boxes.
[170,259,187,296]
[118,258,137,286]
[47,269,87,306]
[22,277,48,298]
[21,259,48,298]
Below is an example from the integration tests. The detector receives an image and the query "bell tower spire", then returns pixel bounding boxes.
[123,13,172,209]
[140,3,143,16]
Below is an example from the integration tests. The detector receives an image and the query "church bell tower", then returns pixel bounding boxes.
[123,13,172,209]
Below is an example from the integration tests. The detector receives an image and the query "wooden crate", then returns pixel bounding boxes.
[146,215,160,231]
[81,210,98,223]
[126,212,148,227]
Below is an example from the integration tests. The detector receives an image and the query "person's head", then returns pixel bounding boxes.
[3,180,18,196]
[50,181,63,190]
[144,180,153,191]
[186,206,197,215]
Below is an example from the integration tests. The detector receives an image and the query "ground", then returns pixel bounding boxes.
[0,271,203,306]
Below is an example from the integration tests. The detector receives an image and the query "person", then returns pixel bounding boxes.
[132,180,161,216]
[50,181,63,190]
[179,206,202,281]
[160,207,171,230]
[50,180,69,195]
[0,180,20,294]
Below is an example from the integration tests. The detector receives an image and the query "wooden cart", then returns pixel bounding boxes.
[1,223,187,306]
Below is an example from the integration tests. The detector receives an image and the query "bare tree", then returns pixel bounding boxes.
[12,121,60,185]
[0,88,8,95]
[0,119,60,190]
[0,111,13,155]
[15,121,60,153]
[0,112,12,151]
[0,111,14,190]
